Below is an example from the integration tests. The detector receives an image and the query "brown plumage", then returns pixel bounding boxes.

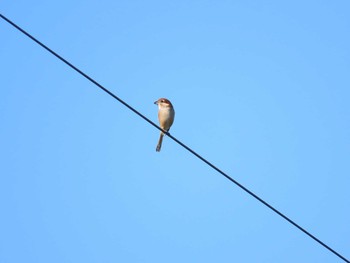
[154,98,175,152]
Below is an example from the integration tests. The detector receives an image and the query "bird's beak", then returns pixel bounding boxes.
[154,100,158,105]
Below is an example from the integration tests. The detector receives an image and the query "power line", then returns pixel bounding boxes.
[1,13,348,263]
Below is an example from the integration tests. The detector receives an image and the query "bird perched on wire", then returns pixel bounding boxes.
[154,98,175,152]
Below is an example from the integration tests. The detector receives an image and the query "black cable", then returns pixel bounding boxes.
[1,13,348,263]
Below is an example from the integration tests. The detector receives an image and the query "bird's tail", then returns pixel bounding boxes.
[156,132,164,152]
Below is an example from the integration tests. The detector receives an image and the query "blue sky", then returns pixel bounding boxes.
[1,1,349,262]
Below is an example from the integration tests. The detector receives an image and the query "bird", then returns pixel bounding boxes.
[154,98,175,152]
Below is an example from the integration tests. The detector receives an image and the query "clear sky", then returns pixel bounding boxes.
[1,1,349,262]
